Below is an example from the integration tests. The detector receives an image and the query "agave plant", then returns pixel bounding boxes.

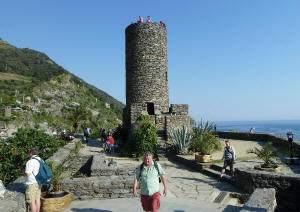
[247,142,278,167]
[194,119,214,134]
[170,126,192,155]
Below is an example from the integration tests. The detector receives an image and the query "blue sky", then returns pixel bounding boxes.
[1,0,300,121]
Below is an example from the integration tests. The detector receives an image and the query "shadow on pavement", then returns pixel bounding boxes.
[84,139,102,148]
[70,208,112,212]
[222,205,241,212]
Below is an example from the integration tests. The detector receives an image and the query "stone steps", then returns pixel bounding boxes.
[202,167,234,184]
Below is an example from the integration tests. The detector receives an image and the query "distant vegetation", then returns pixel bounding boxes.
[0,38,124,135]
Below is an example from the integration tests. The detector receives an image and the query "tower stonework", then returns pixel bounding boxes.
[124,22,190,144]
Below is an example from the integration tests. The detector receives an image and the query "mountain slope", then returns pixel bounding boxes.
[0,38,124,135]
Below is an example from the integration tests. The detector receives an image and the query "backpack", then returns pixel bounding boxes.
[32,158,52,185]
[139,161,161,183]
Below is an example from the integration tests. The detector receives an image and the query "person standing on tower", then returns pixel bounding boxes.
[138,16,143,23]
[146,16,151,22]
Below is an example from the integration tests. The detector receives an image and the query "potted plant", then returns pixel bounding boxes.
[191,132,221,163]
[191,120,221,163]
[170,126,192,155]
[41,161,72,212]
[247,142,281,172]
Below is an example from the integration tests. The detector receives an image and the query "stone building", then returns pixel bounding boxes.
[4,106,11,118]
[123,21,191,145]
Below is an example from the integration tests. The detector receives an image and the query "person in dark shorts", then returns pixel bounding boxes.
[133,152,167,212]
[220,140,236,179]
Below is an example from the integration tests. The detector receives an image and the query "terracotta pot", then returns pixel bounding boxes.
[195,154,212,163]
[41,191,72,212]
[254,165,282,173]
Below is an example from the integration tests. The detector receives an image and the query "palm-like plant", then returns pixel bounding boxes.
[170,126,192,155]
[247,142,278,167]
[47,161,66,192]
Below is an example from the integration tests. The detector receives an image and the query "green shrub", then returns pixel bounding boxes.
[133,115,158,158]
[190,132,221,155]
[170,126,192,155]
[0,128,67,186]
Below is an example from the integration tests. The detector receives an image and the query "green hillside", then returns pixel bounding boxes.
[0,38,124,134]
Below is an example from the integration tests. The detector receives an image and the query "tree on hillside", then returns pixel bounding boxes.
[67,105,91,133]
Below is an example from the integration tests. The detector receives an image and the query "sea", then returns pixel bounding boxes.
[213,120,300,140]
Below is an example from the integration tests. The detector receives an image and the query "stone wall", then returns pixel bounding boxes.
[240,188,276,212]
[60,155,137,200]
[170,104,188,115]
[235,167,300,212]
[166,114,191,141]
[60,176,135,200]
[216,131,300,156]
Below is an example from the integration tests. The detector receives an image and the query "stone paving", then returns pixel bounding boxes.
[63,139,244,212]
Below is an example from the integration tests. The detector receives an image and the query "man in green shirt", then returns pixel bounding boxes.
[133,151,167,212]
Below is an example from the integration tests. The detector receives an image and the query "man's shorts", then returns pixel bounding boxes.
[141,192,160,212]
[223,159,234,171]
[25,183,41,203]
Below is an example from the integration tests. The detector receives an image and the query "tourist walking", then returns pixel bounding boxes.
[220,140,236,179]
[84,127,91,143]
[24,148,42,212]
[133,151,167,212]
[108,135,114,153]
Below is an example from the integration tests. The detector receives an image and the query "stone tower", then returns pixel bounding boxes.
[124,22,190,144]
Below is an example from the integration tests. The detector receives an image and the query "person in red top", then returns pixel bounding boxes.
[108,135,114,153]
[138,16,143,23]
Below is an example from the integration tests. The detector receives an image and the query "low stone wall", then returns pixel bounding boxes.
[60,176,135,200]
[235,167,300,212]
[216,131,300,154]
[168,154,281,211]
[240,188,276,212]
[0,142,76,212]
[59,154,137,200]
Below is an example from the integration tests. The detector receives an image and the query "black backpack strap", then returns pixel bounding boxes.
[139,161,161,178]
[225,147,233,155]
[139,162,144,179]
[153,161,160,176]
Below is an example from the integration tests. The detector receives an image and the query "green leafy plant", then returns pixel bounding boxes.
[0,128,67,186]
[190,132,221,155]
[170,126,192,155]
[247,142,278,167]
[133,115,158,158]
[73,141,82,155]
[46,161,66,192]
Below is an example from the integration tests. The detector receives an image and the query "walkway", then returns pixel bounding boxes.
[63,139,243,212]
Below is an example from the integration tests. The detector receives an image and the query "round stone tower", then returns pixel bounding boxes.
[123,21,190,147]
[125,22,169,114]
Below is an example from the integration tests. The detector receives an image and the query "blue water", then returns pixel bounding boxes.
[214,120,300,140]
